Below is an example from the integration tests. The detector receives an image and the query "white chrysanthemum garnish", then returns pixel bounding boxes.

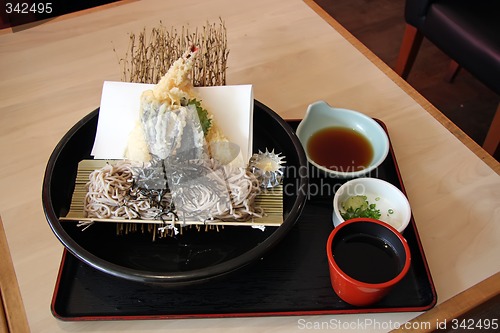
[248,149,286,188]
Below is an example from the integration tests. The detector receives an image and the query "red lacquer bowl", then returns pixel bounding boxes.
[326,218,411,306]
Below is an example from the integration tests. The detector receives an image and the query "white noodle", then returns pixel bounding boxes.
[84,160,262,225]
[84,161,170,220]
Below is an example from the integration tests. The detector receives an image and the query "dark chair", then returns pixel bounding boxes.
[395,0,500,155]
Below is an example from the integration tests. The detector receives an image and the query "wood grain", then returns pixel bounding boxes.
[390,272,500,332]
[0,217,30,333]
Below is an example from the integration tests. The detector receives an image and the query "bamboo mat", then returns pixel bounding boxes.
[61,160,283,227]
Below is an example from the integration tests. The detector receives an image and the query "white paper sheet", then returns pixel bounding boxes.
[91,81,253,163]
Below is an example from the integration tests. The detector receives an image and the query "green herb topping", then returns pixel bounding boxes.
[340,195,381,220]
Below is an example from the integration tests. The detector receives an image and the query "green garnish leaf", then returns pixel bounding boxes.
[188,98,212,136]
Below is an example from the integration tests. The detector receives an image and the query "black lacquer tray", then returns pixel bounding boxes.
[51,120,436,320]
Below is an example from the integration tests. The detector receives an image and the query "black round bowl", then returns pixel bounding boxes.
[42,100,308,286]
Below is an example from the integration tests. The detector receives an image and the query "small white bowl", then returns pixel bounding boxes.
[296,101,389,178]
[332,178,411,233]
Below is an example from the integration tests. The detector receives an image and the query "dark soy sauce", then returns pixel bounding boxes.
[333,234,401,284]
[307,127,373,172]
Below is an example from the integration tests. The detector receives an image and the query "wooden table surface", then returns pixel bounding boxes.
[0,0,499,332]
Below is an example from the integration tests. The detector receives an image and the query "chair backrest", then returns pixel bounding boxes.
[405,0,500,95]
[405,0,435,28]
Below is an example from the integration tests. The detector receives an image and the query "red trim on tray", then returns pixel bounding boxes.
[51,250,68,320]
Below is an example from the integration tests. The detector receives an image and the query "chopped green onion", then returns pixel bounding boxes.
[340,196,381,220]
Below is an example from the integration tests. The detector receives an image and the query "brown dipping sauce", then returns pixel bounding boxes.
[307,127,373,172]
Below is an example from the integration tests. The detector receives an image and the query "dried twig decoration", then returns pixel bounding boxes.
[115,19,229,86]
